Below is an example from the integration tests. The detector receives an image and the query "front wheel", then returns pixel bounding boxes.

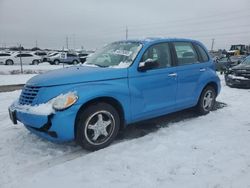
[5,59,14,65]
[76,103,120,151]
[196,86,216,115]
[32,60,39,65]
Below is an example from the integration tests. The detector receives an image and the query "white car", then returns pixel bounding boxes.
[0,52,42,65]
[0,52,12,65]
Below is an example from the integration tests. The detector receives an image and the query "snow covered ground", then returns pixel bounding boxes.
[0,76,250,188]
[0,64,71,85]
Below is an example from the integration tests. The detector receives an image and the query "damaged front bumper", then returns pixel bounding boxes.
[8,102,78,142]
[225,74,250,88]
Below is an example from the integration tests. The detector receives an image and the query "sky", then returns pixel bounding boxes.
[0,0,250,50]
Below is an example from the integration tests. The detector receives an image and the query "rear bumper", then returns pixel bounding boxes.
[225,74,250,88]
[9,102,79,142]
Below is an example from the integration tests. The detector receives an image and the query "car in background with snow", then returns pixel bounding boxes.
[0,52,12,65]
[0,52,41,65]
[45,52,80,65]
[9,38,221,151]
[225,55,250,88]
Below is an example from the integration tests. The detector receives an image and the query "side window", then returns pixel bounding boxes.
[0,54,10,57]
[173,42,198,65]
[196,44,209,62]
[141,43,172,69]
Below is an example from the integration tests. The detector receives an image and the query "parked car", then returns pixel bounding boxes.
[45,52,80,65]
[225,55,250,88]
[0,52,12,65]
[78,53,89,63]
[9,38,220,150]
[32,51,48,59]
[0,52,41,65]
[214,56,243,73]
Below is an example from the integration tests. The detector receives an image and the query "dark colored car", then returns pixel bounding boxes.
[78,53,89,63]
[225,56,250,88]
[215,56,244,73]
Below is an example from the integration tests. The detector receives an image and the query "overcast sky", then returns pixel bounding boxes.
[0,0,249,50]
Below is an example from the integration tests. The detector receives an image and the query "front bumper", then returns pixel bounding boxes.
[225,74,250,88]
[9,102,79,142]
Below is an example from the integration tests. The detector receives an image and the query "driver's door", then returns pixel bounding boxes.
[129,42,178,122]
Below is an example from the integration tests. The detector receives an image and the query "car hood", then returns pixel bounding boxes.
[232,64,250,71]
[27,65,128,87]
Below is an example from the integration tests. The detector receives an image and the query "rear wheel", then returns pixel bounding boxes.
[54,60,60,65]
[196,86,216,115]
[72,60,78,65]
[76,103,120,151]
[5,59,14,65]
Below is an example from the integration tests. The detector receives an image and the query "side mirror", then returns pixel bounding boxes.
[138,59,159,72]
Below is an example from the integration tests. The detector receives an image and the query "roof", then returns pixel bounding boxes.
[118,37,200,45]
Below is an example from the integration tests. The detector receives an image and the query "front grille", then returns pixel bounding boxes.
[19,85,40,105]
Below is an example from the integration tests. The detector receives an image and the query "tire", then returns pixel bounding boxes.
[196,86,216,115]
[53,60,60,65]
[32,60,39,65]
[76,103,120,151]
[5,59,14,65]
[72,60,78,65]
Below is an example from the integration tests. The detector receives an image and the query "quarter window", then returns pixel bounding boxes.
[196,44,209,62]
[141,43,172,69]
[173,42,198,65]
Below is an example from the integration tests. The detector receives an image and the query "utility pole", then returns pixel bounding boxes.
[126,26,128,40]
[19,44,23,74]
[211,38,215,51]
[66,36,69,50]
[35,40,38,48]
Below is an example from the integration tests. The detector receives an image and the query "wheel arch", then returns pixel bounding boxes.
[203,81,218,96]
[74,96,125,139]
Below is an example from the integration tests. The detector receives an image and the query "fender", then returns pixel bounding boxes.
[194,67,221,104]
[71,79,131,123]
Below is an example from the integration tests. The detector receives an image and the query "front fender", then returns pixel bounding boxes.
[72,79,131,123]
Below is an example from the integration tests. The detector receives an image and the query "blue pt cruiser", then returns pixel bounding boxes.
[9,38,221,150]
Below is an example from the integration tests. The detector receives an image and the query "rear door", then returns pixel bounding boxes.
[172,42,209,109]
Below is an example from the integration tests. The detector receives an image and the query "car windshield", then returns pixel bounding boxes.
[48,53,58,57]
[85,42,142,68]
[242,57,250,65]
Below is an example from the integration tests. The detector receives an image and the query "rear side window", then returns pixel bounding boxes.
[0,53,10,57]
[141,43,172,69]
[173,42,198,65]
[195,44,209,62]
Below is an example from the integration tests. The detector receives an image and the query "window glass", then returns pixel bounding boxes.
[0,53,10,57]
[173,42,198,65]
[20,54,32,57]
[196,44,209,62]
[141,43,172,69]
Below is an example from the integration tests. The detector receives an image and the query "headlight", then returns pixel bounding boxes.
[50,92,78,111]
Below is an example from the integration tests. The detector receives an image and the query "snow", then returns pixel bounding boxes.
[111,61,131,68]
[0,64,72,85]
[11,100,55,116]
[0,74,37,86]
[0,76,250,188]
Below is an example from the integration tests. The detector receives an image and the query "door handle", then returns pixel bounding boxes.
[200,68,206,72]
[168,73,177,77]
